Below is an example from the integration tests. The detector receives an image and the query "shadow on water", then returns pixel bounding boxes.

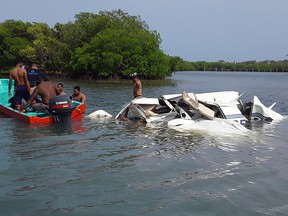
[0,113,6,118]
[10,119,87,142]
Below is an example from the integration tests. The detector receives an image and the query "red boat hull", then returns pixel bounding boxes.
[0,103,85,124]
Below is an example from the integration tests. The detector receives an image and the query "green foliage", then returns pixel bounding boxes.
[175,60,288,72]
[0,20,32,68]
[26,23,54,40]
[2,37,30,67]
[68,10,171,79]
[0,10,172,78]
[1,20,32,39]
[1,12,288,78]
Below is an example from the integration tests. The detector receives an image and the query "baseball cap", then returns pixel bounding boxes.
[131,72,138,77]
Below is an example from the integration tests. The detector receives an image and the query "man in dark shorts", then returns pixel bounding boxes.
[8,60,31,110]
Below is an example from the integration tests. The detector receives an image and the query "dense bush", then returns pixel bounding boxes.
[0,10,173,79]
[1,10,287,79]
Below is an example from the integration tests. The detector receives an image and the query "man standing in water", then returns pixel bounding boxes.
[132,72,142,98]
[8,60,31,110]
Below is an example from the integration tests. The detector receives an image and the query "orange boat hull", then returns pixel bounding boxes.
[0,103,85,124]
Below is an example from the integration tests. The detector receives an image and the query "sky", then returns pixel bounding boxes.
[1,0,288,62]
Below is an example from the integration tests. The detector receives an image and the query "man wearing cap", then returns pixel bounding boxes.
[132,72,142,98]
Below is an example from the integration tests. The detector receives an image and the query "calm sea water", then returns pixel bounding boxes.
[1,71,288,216]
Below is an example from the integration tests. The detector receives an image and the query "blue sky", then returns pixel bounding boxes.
[1,0,288,62]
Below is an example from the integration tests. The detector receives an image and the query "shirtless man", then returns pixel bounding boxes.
[57,83,66,95]
[8,60,31,110]
[21,81,59,111]
[72,86,86,103]
[132,72,142,98]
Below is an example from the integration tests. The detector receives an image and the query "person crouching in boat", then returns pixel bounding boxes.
[21,80,59,112]
[8,60,31,111]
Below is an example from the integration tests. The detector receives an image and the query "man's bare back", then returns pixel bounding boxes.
[133,78,142,98]
[22,81,59,110]
[8,61,31,110]
[10,67,26,85]
[8,62,31,96]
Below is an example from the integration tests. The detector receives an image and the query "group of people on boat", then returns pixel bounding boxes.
[8,59,142,113]
[8,60,86,112]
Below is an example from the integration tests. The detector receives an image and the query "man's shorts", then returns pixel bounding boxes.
[13,85,30,106]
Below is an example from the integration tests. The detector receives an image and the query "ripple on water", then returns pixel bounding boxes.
[1,72,288,215]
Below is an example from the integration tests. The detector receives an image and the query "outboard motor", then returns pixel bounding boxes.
[49,95,76,124]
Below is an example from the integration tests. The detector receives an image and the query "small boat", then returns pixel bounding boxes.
[0,78,85,124]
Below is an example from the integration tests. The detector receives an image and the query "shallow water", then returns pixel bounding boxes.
[1,71,288,215]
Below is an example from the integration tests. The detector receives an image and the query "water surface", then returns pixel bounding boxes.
[1,71,288,215]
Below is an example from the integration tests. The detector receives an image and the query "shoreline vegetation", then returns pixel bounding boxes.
[1,10,287,80]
